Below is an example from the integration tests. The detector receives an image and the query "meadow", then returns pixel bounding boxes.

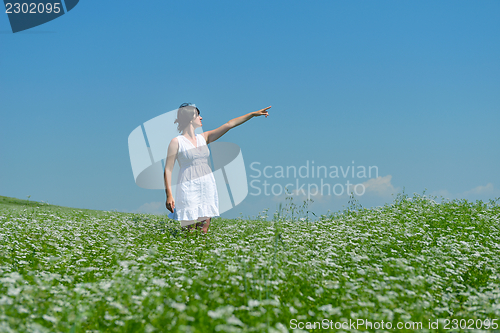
[0,193,499,333]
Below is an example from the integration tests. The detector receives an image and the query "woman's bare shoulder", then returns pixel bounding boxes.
[166,137,180,160]
[168,137,179,150]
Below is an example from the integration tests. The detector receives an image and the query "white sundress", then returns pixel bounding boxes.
[173,134,219,226]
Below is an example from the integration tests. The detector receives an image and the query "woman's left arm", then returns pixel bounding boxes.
[203,106,271,144]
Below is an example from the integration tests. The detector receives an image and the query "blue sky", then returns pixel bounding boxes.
[1,0,499,219]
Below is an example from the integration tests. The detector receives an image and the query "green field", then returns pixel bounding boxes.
[1,194,500,332]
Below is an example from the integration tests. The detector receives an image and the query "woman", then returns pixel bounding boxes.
[164,103,271,233]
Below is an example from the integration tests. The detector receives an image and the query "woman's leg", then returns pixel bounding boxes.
[201,218,211,233]
[182,221,199,233]
[182,219,211,234]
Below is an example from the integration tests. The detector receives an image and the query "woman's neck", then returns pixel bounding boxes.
[182,125,196,138]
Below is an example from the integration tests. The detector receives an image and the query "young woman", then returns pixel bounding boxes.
[164,103,271,233]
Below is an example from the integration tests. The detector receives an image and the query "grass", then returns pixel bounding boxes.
[0,193,500,332]
[0,195,108,216]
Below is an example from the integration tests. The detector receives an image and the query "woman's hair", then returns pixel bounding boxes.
[174,103,200,133]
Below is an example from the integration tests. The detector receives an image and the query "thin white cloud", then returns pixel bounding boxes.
[133,201,166,215]
[430,189,452,198]
[361,175,399,197]
[462,183,495,196]
[263,176,398,201]
[431,183,496,200]
[276,186,347,203]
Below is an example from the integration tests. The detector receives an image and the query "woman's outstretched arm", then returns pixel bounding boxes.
[203,106,271,144]
[164,137,179,213]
